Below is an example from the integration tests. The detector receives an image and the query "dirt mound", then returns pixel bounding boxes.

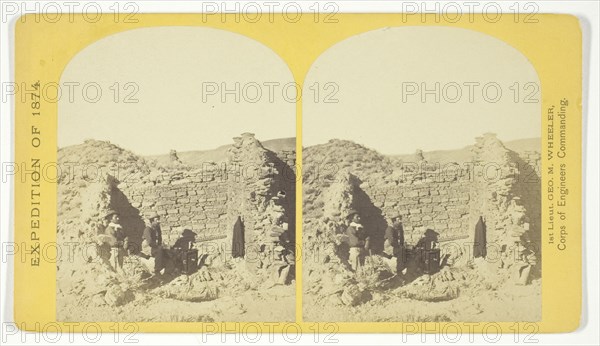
[303,139,393,183]
[58,139,150,220]
[303,167,395,311]
[59,139,151,179]
[56,139,153,318]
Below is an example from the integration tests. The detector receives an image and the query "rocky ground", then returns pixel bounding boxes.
[303,254,541,322]
[57,254,295,322]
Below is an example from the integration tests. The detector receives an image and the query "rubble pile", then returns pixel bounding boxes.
[57,141,151,310]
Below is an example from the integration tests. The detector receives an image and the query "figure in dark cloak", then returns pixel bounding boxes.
[474,216,487,258]
[232,216,245,258]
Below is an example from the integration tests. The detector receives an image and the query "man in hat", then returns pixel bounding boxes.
[416,228,439,250]
[414,228,440,274]
[173,228,197,250]
[273,243,295,285]
[384,213,405,274]
[142,212,163,275]
[346,209,369,272]
[172,228,199,274]
[102,210,128,272]
[515,224,537,285]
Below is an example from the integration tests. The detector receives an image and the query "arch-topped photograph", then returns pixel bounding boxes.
[302,26,542,322]
[56,27,297,322]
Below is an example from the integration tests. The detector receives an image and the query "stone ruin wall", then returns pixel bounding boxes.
[467,135,542,252]
[270,148,297,241]
[224,134,296,251]
[513,150,542,247]
[274,149,297,207]
[275,149,297,171]
[345,134,541,250]
[362,172,472,245]
[116,134,296,248]
[120,170,231,245]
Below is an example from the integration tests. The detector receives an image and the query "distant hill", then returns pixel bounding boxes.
[261,137,296,152]
[503,138,541,153]
[146,137,296,166]
[390,137,540,164]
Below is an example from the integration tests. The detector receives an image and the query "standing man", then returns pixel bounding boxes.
[142,212,163,276]
[384,213,405,274]
[104,210,127,272]
[346,209,369,272]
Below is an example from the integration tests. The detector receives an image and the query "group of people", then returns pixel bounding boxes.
[95,206,296,284]
[345,209,538,286]
[345,209,441,275]
[96,210,198,277]
[345,209,409,274]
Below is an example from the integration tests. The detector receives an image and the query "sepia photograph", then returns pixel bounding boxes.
[56,27,296,322]
[302,27,542,322]
[5,5,591,341]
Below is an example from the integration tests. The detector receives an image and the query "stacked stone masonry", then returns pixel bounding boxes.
[303,134,541,252]
[119,133,296,246]
[121,170,231,244]
[363,172,473,244]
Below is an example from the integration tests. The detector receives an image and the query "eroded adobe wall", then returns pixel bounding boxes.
[224,133,295,249]
[303,134,541,261]
[119,170,230,244]
[357,135,540,250]
[468,134,541,250]
[118,133,296,248]
[513,150,542,248]
[362,170,472,245]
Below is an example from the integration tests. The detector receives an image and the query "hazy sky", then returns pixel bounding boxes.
[303,26,541,155]
[59,27,295,155]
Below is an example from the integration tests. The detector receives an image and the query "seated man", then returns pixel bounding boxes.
[172,228,199,275]
[173,228,197,250]
[414,228,441,274]
[415,228,439,251]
